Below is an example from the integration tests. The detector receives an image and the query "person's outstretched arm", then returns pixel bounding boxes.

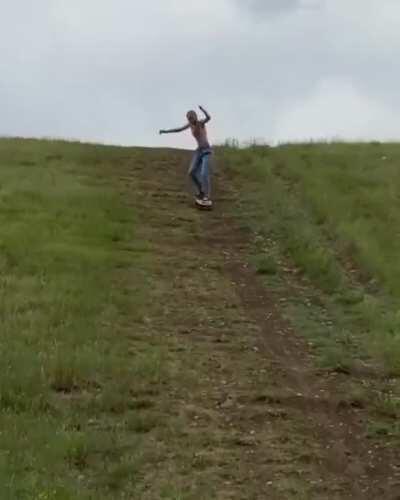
[159,123,190,135]
[199,105,211,124]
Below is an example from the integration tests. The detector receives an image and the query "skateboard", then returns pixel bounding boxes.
[194,197,213,210]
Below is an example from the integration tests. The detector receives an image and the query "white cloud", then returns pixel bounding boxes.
[273,78,399,142]
[0,0,399,147]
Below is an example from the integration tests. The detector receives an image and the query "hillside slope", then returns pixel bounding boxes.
[0,139,399,499]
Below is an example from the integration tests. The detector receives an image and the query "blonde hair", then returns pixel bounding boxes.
[187,110,197,121]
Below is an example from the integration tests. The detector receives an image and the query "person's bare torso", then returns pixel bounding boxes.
[190,122,210,149]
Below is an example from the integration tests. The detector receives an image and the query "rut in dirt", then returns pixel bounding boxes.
[127,148,400,500]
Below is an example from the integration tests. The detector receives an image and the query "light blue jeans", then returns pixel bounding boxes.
[188,148,212,198]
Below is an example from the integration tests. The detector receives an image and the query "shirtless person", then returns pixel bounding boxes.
[159,106,213,207]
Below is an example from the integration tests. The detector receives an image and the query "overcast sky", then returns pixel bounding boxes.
[1,0,399,148]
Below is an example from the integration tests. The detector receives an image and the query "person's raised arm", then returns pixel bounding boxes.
[159,123,190,135]
[199,105,211,124]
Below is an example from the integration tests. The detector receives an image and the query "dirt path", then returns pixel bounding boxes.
[119,149,399,499]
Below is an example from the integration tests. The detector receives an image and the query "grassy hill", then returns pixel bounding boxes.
[221,142,400,375]
[0,138,399,499]
[0,139,152,498]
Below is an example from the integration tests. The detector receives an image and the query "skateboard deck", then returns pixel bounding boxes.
[194,198,213,210]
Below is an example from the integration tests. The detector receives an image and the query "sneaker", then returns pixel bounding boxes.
[202,196,213,207]
[195,192,205,200]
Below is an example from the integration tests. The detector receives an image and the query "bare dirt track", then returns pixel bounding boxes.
[119,148,400,499]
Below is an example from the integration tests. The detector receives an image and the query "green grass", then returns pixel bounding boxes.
[2,137,399,497]
[220,142,400,376]
[0,139,161,498]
